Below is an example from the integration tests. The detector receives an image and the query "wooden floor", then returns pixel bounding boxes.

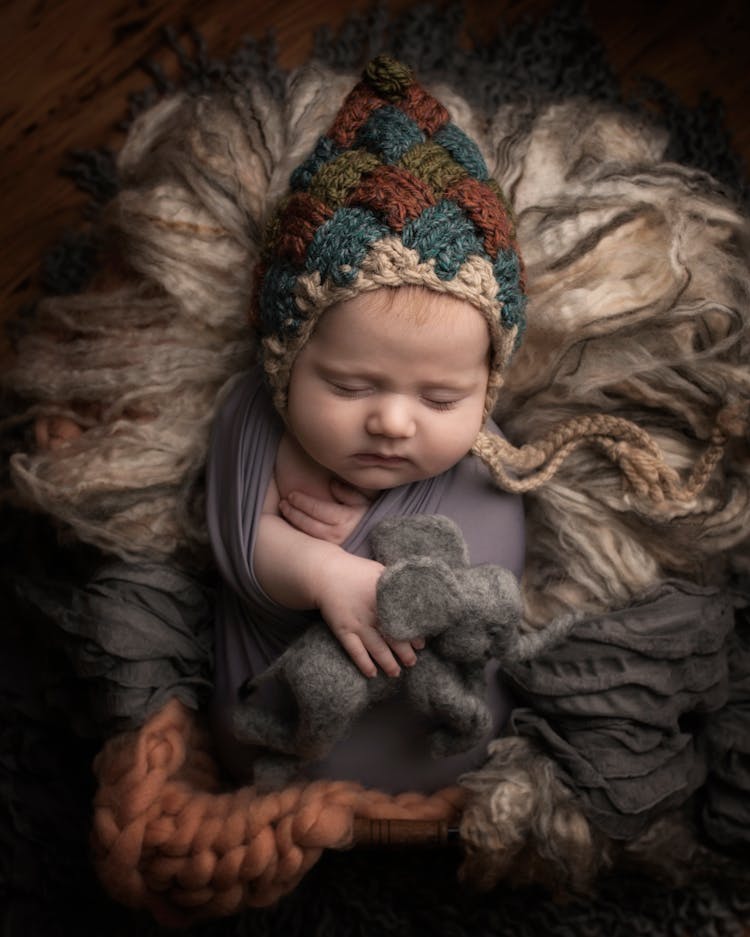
[2,0,749,345]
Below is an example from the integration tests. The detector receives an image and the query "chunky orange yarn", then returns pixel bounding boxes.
[91,699,464,925]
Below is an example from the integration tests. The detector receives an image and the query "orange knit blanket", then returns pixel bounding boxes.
[91,698,465,925]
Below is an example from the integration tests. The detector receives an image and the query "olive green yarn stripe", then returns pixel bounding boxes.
[308,149,383,208]
[261,195,292,260]
[399,141,467,195]
[363,55,414,102]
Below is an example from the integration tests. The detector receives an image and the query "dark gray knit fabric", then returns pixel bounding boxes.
[19,561,215,732]
[506,581,745,841]
[702,587,750,847]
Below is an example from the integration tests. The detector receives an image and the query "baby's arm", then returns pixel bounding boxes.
[255,477,416,677]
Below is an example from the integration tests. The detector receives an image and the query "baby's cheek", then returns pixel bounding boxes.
[432,424,474,472]
[324,413,356,450]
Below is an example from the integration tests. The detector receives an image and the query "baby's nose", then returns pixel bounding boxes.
[365,396,416,438]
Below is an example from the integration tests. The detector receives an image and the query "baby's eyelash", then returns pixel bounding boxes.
[330,383,370,397]
[425,398,458,411]
[329,382,459,409]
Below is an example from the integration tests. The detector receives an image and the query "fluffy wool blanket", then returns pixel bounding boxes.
[2,4,750,930]
[7,63,750,600]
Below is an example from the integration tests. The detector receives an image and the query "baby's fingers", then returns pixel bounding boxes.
[337,632,378,678]
[279,494,346,542]
[279,500,329,539]
[338,630,401,679]
[285,491,340,523]
[384,636,419,669]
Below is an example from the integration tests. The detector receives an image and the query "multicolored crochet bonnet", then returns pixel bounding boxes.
[251,54,527,421]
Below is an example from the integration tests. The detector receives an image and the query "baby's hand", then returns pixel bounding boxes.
[314,552,423,678]
[279,479,371,545]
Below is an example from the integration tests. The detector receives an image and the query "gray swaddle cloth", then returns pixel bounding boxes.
[506,581,744,840]
[206,367,526,791]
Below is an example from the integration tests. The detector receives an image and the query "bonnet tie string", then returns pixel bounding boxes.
[472,400,748,503]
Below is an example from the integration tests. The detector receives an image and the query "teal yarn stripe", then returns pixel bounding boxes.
[259,261,303,335]
[290,136,342,191]
[493,248,526,335]
[305,206,390,286]
[354,105,425,164]
[432,123,489,180]
[402,199,485,280]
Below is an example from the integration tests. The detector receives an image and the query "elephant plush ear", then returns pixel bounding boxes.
[369,515,470,567]
[465,565,522,625]
[376,557,462,641]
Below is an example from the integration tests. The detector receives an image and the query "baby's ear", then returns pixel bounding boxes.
[376,557,462,641]
[370,515,470,566]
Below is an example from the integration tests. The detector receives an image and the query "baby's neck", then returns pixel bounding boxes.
[276,432,379,504]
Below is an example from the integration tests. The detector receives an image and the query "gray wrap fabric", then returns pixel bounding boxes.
[21,562,215,732]
[701,590,750,848]
[505,580,746,840]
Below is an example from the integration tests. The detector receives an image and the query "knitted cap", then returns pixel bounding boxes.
[252,54,526,418]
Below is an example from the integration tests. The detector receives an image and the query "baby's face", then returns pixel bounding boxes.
[286,288,490,495]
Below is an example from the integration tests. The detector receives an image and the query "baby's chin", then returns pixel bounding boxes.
[334,463,435,498]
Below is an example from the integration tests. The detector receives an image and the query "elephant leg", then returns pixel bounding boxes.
[232,684,299,755]
[252,752,303,792]
[406,658,492,756]
[291,657,375,760]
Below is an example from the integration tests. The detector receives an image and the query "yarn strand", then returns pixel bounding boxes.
[472,403,748,504]
[91,700,464,924]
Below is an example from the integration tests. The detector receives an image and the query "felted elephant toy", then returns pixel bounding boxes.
[233,514,563,790]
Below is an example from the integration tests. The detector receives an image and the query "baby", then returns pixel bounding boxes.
[256,285,495,679]
[206,54,527,789]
